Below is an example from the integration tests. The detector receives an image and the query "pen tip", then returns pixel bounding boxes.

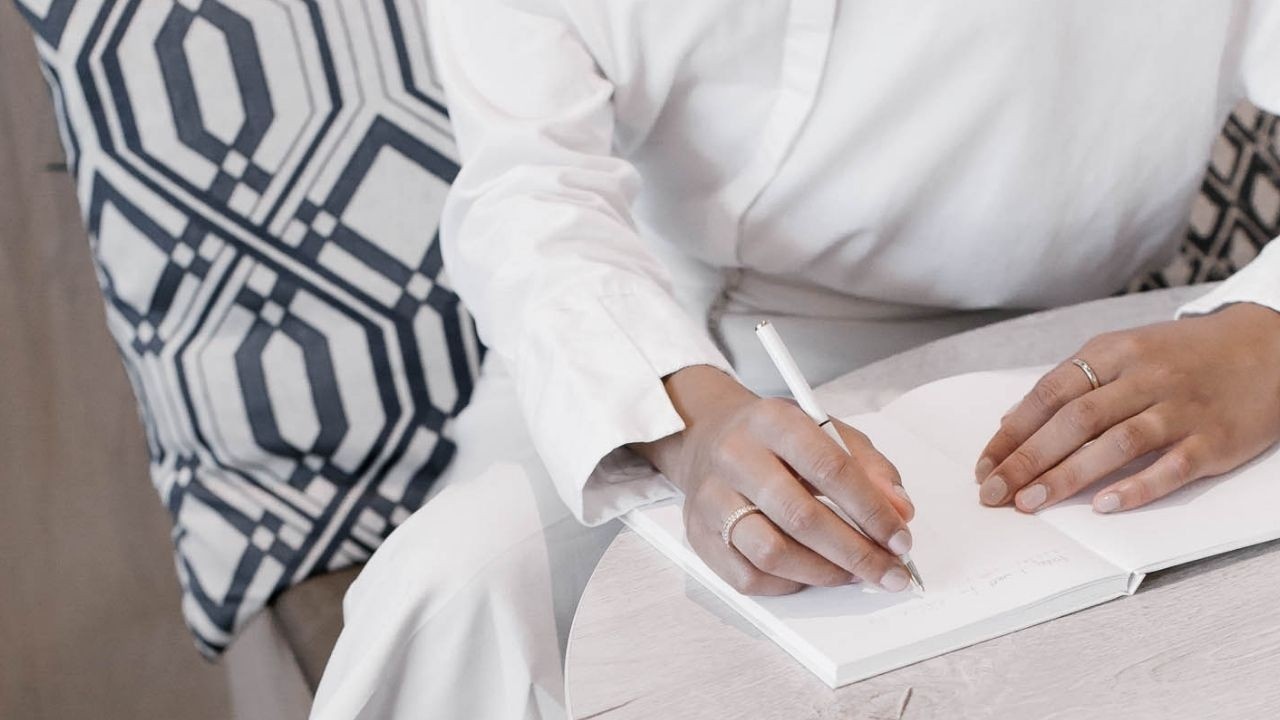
[755,320,771,331]
[904,557,925,592]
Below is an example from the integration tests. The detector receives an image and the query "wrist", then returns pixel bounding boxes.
[1215,302,1280,349]
[1214,302,1280,425]
[629,365,754,489]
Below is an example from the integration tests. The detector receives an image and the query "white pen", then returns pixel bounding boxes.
[755,320,926,592]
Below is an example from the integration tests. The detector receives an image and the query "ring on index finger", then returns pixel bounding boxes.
[1071,358,1102,391]
[721,504,763,547]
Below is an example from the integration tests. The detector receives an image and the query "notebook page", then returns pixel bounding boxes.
[1034,444,1280,573]
[627,409,1121,686]
[876,367,1280,574]
[874,367,1048,473]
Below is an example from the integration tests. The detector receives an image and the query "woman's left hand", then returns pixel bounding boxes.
[974,302,1280,514]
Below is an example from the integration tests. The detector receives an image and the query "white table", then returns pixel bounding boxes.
[565,287,1280,720]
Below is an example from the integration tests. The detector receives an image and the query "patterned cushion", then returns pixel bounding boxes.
[17,0,482,656]
[1130,102,1280,290]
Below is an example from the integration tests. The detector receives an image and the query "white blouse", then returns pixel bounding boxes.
[427,0,1280,524]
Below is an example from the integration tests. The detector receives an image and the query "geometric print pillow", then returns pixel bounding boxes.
[1128,102,1280,291]
[16,0,482,656]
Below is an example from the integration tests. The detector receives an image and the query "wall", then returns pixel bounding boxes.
[0,3,233,717]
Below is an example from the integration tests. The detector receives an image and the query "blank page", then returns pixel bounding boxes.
[1036,444,1280,572]
[875,367,1046,473]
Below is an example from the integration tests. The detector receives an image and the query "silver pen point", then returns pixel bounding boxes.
[903,556,925,592]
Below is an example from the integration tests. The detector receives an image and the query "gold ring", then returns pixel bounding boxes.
[721,504,763,547]
[1071,358,1102,390]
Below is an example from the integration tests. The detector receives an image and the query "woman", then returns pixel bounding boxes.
[312,1,1280,717]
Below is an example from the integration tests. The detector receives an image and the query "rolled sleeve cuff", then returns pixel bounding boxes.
[1176,240,1280,319]
[514,280,734,526]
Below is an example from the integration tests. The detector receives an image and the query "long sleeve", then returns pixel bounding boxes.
[1177,241,1280,317]
[1178,0,1280,320]
[427,0,733,525]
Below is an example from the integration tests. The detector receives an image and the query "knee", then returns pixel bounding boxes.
[342,462,548,623]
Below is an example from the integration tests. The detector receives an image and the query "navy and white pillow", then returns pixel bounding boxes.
[17,0,481,656]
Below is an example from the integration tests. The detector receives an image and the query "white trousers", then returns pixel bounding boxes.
[310,358,620,719]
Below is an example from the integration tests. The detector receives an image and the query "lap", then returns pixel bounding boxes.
[314,359,620,718]
[347,356,617,615]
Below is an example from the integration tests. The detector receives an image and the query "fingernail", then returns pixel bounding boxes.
[1018,484,1047,511]
[974,457,994,482]
[1096,493,1121,513]
[979,475,1008,505]
[880,566,911,593]
[892,484,913,505]
[888,529,913,555]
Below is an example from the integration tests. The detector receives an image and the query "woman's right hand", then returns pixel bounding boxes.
[631,365,917,595]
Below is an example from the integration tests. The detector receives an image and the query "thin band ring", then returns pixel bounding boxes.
[1071,358,1102,391]
[721,504,763,547]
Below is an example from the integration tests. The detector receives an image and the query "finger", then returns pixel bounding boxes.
[747,402,913,590]
[766,400,912,520]
[1010,408,1180,512]
[719,432,911,591]
[779,430,910,557]
[685,500,802,596]
[731,513,856,587]
[746,455,910,590]
[978,378,1150,506]
[706,480,853,587]
[755,400,909,546]
[974,358,1117,483]
[832,418,914,521]
[1091,437,1208,513]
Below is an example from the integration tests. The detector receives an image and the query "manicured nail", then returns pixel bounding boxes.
[974,457,994,482]
[1096,493,1121,513]
[979,475,1008,505]
[880,566,911,592]
[892,484,913,505]
[888,529,913,555]
[1018,484,1047,511]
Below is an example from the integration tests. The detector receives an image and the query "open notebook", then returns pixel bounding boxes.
[625,368,1280,688]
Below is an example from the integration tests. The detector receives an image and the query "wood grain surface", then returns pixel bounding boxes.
[567,288,1280,720]
[0,8,232,718]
